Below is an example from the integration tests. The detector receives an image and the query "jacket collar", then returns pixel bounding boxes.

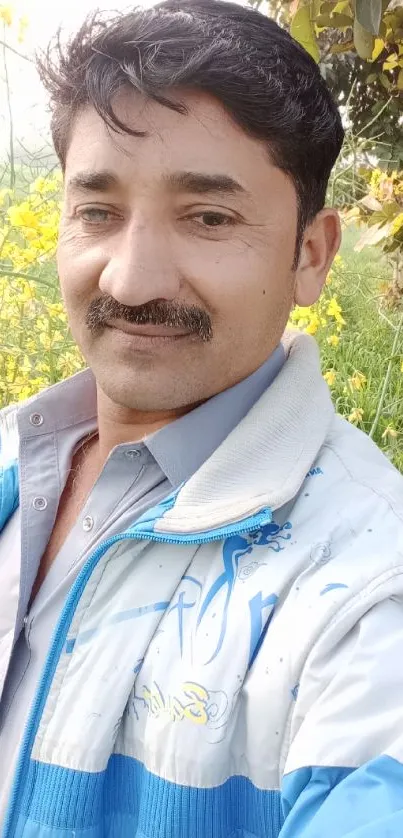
[154,330,335,534]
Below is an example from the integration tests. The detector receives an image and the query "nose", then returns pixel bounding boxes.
[98,218,181,306]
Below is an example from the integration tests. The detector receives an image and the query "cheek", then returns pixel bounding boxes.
[188,235,290,327]
[57,231,105,306]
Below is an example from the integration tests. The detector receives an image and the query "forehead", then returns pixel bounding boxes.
[64,88,295,204]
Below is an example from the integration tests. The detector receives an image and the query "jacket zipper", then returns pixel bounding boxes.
[2,505,272,837]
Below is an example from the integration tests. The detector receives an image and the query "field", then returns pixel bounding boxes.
[0,171,402,472]
[321,224,402,472]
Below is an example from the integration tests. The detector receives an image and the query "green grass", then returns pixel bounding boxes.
[319,224,403,473]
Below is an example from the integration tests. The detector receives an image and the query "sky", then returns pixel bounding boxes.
[0,0,257,160]
[0,0,156,158]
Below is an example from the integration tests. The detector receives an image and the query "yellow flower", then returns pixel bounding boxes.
[289,305,310,326]
[17,385,35,401]
[47,302,66,319]
[327,298,341,317]
[324,369,337,386]
[8,203,39,230]
[390,213,403,237]
[349,371,367,391]
[327,296,341,316]
[327,334,340,347]
[301,311,320,336]
[0,5,13,26]
[348,407,364,425]
[18,15,29,43]
[401,360,403,373]
[382,425,398,440]
[370,169,382,190]
[326,296,345,327]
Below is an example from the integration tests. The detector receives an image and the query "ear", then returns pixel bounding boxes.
[294,209,342,307]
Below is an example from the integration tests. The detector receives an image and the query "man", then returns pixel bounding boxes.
[0,0,402,835]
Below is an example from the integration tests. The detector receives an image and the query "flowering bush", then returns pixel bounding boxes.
[0,4,28,41]
[288,255,371,402]
[0,173,83,403]
[346,168,403,255]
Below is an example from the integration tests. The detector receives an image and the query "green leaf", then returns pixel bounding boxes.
[316,12,353,27]
[315,13,334,27]
[379,71,391,89]
[379,20,387,38]
[354,17,375,58]
[333,0,352,12]
[330,38,354,52]
[382,201,402,220]
[331,13,354,26]
[312,0,323,17]
[290,6,320,62]
[356,0,382,36]
[359,194,382,211]
[354,220,392,251]
[320,2,338,13]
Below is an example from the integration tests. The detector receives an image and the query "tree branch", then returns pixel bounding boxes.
[0,38,32,63]
[2,29,15,190]
[0,269,55,289]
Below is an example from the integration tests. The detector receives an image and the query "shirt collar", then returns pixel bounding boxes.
[17,344,285,489]
[145,343,285,487]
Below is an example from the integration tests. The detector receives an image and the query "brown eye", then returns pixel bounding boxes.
[199,212,232,226]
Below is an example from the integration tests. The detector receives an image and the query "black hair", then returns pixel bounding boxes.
[37,0,344,255]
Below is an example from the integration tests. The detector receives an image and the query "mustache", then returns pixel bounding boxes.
[85,297,213,342]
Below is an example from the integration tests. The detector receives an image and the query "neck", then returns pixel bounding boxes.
[95,386,201,464]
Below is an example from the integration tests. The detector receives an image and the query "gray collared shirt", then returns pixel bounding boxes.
[0,344,285,818]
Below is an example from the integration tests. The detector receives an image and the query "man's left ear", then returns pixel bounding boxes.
[294,209,342,307]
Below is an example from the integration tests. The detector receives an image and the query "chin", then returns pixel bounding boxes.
[94,363,199,413]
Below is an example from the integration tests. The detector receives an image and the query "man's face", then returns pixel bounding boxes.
[58,89,298,412]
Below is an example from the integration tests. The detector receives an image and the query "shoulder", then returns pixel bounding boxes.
[322,413,403,521]
[299,413,403,558]
[281,417,403,654]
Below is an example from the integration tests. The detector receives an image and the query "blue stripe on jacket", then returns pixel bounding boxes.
[280,755,403,837]
[17,754,283,838]
[0,462,19,531]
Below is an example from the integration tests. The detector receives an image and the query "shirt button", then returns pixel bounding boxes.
[82,515,94,532]
[33,496,47,511]
[125,449,140,459]
[29,412,44,427]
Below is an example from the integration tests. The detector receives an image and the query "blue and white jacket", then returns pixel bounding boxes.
[0,330,403,838]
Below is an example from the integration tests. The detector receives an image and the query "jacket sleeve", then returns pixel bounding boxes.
[279,593,403,837]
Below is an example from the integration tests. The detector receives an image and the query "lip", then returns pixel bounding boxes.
[105,321,192,351]
[106,319,191,338]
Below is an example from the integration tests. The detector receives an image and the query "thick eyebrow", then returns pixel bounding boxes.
[164,171,247,196]
[67,169,247,197]
[67,170,119,194]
